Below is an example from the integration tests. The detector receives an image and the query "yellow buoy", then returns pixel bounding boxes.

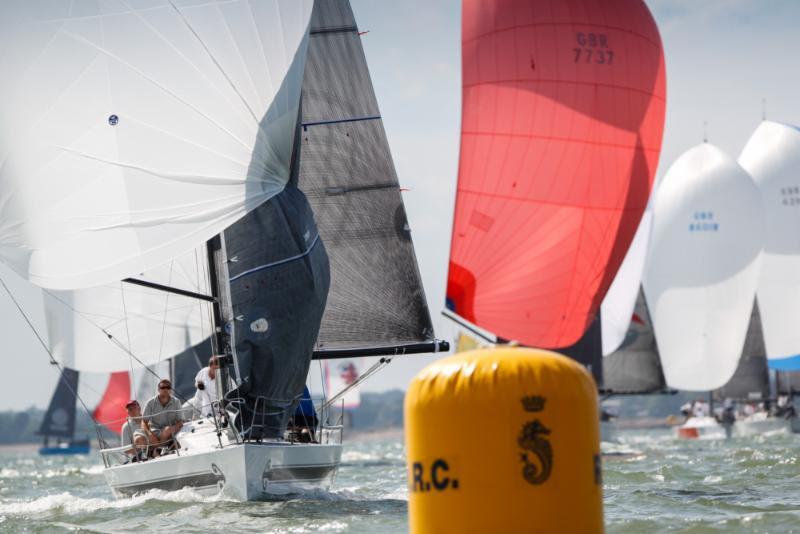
[405,347,602,533]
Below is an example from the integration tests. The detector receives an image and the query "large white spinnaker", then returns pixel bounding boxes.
[643,143,764,391]
[0,0,313,289]
[601,208,653,356]
[739,121,800,372]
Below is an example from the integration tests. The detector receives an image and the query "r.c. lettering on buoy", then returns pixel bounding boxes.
[409,459,459,493]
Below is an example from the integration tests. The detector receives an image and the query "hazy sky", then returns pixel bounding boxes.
[2,0,800,411]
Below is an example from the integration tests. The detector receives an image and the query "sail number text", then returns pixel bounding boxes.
[781,186,800,206]
[573,33,614,65]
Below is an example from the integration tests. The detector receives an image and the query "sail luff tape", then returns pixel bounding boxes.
[405,347,603,533]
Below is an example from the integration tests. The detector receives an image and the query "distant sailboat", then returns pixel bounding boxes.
[739,121,800,372]
[643,143,764,392]
[38,368,90,455]
[446,0,666,350]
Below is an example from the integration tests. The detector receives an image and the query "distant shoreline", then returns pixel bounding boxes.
[0,442,41,453]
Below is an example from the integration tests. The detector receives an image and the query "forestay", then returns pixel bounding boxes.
[739,121,800,371]
[447,0,666,348]
[643,144,764,391]
[0,0,313,289]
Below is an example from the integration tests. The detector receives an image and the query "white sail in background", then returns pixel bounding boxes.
[601,209,653,356]
[643,144,764,391]
[44,248,212,373]
[739,121,800,371]
[0,0,313,289]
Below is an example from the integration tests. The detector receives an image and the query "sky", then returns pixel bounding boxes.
[2,0,800,411]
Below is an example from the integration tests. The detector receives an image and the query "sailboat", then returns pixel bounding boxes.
[37,367,91,455]
[642,143,765,439]
[445,0,666,447]
[0,0,442,500]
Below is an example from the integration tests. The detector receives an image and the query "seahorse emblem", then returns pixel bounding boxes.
[518,419,553,485]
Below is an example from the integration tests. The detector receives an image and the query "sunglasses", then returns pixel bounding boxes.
[159,385,172,390]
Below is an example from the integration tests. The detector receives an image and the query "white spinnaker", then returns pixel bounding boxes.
[739,121,800,371]
[643,144,764,391]
[0,0,313,289]
[601,208,652,356]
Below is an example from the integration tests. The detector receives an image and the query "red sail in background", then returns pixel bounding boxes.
[93,372,130,435]
[447,0,666,347]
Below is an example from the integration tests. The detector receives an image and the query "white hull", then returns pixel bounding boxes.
[675,417,727,440]
[733,415,791,437]
[103,418,342,500]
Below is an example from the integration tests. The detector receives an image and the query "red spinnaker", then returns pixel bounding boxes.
[447,0,666,347]
[93,372,130,435]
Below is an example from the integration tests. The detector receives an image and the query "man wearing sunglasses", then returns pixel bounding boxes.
[142,379,184,456]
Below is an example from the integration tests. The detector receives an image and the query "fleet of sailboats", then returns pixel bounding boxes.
[0,0,798,508]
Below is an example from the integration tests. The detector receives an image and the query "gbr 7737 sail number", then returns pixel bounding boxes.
[573,32,614,65]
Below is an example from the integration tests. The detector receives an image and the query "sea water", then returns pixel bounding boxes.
[0,429,797,533]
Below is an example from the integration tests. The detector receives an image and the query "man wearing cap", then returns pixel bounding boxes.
[142,379,184,455]
[120,400,151,460]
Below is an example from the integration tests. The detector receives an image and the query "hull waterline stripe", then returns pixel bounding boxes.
[229,234,320,283]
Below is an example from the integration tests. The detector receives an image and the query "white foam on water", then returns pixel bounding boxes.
[0,486,234,517]
[341,450,380,462]
[0,469,20,479]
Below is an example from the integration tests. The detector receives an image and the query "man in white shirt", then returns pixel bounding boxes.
[192,355,220,416]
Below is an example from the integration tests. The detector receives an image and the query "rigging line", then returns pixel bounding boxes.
[40,289,192,404]
[157,261,175,366]
[166,0,262,126]
[441,309,497,344]
[120,281,137,395]
[0,276,98,425]
[321,357,392,412]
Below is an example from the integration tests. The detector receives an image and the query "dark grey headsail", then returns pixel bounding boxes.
[602,288,667,394]
[714,301,769,400]
[222,182,330,439]
[38,368,79,439]
[298,0,439,358]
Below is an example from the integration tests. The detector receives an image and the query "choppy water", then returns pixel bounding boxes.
[0,429,798,533]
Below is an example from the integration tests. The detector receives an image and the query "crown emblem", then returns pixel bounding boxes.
[521,395,546,412]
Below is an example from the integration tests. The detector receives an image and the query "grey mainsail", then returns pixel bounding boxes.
[602,288,667,393]
[38,368,79,440]
[298,0,437,357]
[714,301,769,400]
